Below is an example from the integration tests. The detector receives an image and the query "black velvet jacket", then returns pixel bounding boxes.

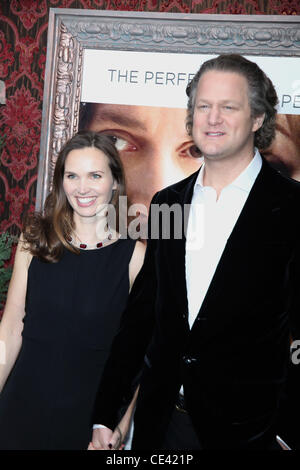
[94,159,300,449]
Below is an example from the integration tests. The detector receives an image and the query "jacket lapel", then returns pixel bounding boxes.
[166,160,291,335]
[168,171,199,319]
[190,160,290,335]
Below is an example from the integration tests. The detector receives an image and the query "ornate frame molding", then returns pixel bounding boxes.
[37,9,300,210]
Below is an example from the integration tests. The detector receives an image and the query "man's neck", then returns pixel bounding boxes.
[202,152,255,198]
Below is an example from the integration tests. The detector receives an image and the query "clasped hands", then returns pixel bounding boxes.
[88,425,125,450]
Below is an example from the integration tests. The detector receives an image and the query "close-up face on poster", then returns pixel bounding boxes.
[79,49,300,221]
[36,11,300,222]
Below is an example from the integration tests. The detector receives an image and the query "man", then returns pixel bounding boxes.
[91,54,300,450]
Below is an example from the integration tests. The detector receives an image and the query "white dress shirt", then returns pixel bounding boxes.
[185,150,262,329]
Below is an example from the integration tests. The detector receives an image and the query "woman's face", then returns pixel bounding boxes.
[63,146,117,222]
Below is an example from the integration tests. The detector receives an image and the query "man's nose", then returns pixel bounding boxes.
[149,147,185,192]
[207,106,222,125]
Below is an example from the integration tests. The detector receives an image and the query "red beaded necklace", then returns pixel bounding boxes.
[67,228,114,250]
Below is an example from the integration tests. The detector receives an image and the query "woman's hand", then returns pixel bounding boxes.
[88,426,125,450]
[89,386,139,450]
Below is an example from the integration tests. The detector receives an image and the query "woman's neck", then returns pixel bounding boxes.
[73,214,109,245]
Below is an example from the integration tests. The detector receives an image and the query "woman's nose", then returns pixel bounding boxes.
[78,178,89,194]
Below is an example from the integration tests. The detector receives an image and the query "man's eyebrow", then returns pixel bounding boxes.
[92,109,147,131]
[196,98,240,104]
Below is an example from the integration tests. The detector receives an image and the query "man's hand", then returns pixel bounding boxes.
[88,426,125,450]
[89,427,113,450]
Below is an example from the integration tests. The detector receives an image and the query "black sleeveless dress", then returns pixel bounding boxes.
[0,238,136,450]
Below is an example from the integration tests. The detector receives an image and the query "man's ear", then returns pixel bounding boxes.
[253,113,265,132]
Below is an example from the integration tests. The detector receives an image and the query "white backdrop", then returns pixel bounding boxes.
[82,50,300,115]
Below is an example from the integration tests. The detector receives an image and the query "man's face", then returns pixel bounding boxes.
[86,103,201,217]
[192,70,263,164]
[262,114,300,181]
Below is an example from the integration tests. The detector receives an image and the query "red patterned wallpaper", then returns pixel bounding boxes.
[0,0,300,238]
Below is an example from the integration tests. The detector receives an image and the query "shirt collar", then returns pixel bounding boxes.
[195,148,262,194]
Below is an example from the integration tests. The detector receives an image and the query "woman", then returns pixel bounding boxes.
[0,131,145,449]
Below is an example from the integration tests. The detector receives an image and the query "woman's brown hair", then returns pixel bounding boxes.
[23,131,126,263]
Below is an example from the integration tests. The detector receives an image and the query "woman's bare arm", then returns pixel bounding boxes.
[0,236,32,392]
